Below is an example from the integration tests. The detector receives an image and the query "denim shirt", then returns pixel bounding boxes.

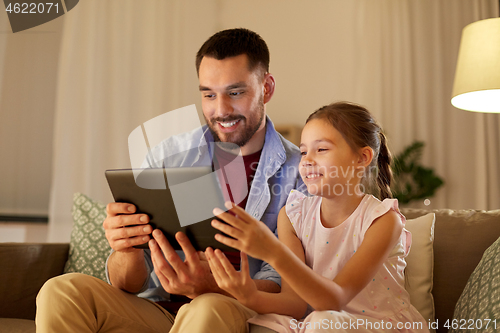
[105,116,306,301]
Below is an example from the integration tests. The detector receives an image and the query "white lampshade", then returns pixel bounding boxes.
[451,17,500,113]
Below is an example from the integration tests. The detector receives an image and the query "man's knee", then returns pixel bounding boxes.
[178,293,255,323]
[173,293,254,333]
[185,293,235,313]
[38,273,106,305]
[37,274,119,331]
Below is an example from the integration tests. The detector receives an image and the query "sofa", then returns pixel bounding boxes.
[1,203,499,333]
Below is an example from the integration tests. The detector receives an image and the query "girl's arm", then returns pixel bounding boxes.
[268,209,403,311]
[213,202,403,312]
[206,250,308,319]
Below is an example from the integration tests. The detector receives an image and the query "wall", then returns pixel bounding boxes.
[0,222,48,242]
[0,11,62,216]
[0,9,64,241]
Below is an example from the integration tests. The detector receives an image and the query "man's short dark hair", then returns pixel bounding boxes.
[195,28,270,77]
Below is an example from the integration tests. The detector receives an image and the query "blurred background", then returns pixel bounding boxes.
[0,0,499,242]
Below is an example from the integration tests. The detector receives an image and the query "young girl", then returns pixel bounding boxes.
[206,102,428,333]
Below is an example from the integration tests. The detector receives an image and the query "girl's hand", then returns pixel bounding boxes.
[212,202,281,262]
[206,248,257,305]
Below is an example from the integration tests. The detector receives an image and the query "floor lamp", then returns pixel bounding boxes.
[452,17,500,113]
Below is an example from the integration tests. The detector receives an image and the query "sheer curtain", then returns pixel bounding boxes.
[48,0,500,242]
[48,0,218,241]
[350,0,500,210]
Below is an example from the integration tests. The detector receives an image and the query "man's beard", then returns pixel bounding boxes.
[205,96,265,148]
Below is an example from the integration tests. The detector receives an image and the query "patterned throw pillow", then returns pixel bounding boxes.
[450,236,500,333]
[63,193,111,281]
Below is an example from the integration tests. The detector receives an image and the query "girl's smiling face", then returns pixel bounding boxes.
[299,118,365,198]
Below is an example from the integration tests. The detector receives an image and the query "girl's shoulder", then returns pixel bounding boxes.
[284,190,319,224]
[358,195,407,240]
[361,195,404,223]
[285,189,317,212]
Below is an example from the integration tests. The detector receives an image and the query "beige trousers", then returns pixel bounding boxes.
[36,273,258,333]
[36,273,174,333]
[170,293,257,333]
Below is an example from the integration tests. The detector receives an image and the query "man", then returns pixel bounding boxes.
[36,28,305,333]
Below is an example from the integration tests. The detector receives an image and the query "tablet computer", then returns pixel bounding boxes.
[105,167,234,251]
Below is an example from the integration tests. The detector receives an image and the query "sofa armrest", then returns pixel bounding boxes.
[0,243,69,320]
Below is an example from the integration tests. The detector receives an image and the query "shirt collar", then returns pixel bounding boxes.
[261,116,286,165]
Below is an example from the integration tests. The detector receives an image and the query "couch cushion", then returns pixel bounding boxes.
[63,193,111,281]
[0,318,36,333]
[404,213,436,328]
[401,208,500,333]
[0,243,69,320]
[450,236,500,333]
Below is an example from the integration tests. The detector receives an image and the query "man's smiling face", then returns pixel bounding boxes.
[198,54,266,148]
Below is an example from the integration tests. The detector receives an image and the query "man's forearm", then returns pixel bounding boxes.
[203,279,279,300]
[108,250,148,293]
[254,279,280,293]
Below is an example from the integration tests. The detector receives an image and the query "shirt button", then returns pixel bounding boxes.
[254,212,258,217]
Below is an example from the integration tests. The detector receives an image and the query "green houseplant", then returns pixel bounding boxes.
[391,141,444,205]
